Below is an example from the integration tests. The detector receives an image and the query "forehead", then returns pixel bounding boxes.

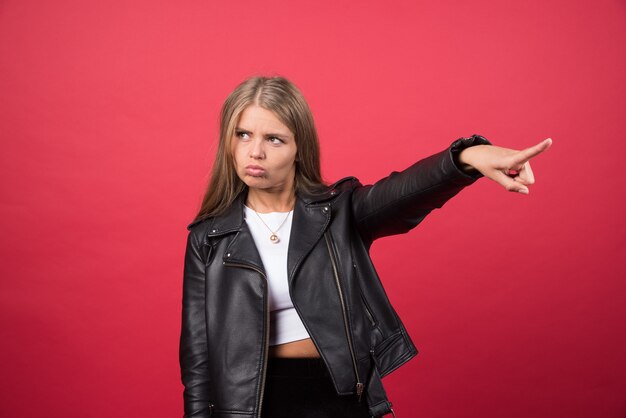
[237,105,293,135]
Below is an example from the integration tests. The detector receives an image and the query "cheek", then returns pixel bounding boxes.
[283,146,298,168]
[280,154,297,170]
[231,143,244,168]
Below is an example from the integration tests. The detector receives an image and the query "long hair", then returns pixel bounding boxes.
[193,76,325,222]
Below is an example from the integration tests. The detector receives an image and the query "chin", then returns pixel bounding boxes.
[244,177,270,189]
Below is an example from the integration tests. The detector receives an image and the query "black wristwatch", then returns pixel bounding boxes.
[450,134,492,177]
[450,134,492,154]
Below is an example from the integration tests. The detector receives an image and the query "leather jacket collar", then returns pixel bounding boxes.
[202,182,352,279]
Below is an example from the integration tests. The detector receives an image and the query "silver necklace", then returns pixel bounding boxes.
[248,204,292,244]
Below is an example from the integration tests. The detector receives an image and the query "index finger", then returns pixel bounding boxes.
[510,138,553,165]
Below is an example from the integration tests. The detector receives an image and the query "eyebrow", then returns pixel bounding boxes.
[235,127,291,138]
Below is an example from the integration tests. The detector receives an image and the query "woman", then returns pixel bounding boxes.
[180,76,551,418]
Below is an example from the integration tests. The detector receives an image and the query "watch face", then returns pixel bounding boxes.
[452,138,469,151]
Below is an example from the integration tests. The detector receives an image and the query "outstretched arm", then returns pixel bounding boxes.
[457,138,553,194]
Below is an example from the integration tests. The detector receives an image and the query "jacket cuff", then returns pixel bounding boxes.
[449,134,492,180]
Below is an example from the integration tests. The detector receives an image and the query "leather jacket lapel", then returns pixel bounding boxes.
[223,223,265,274]
[287,196,331,282]
[206,188,333,281]
[207,192,266,274]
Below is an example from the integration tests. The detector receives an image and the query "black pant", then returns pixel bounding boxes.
[261,357,372,418]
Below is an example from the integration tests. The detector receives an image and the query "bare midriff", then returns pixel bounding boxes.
[268,337,320,358]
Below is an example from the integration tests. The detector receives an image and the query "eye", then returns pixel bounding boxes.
[235,131,250,140]
[267,136,284,144]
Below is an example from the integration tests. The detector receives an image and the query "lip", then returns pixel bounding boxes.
[245,164,266,177]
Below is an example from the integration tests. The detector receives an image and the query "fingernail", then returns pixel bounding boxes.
[518,189,529,195]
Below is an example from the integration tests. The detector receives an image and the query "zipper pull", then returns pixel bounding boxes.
[356,382,364,402]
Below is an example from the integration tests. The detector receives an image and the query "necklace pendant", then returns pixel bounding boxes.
[269,234,280,243]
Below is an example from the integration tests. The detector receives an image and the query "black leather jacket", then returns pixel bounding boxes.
[180,136,491,418]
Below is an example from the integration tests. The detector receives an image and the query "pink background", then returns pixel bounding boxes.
[1,1,625,417]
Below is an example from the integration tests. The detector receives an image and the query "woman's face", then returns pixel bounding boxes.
[231,105,298,194]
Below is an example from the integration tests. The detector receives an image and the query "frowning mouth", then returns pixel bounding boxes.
[245,165,266,177]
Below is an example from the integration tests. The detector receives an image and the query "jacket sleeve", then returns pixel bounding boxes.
[351,135,491,244]
[179,229,212,417]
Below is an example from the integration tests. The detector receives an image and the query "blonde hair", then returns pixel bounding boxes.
[193,76,325,221]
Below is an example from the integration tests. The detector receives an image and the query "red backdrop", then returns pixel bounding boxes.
[1,1,625,417]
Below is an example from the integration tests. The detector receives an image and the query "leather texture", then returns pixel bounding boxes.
[180,136,490,418]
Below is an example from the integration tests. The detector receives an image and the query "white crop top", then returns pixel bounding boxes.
[243,206,311,346]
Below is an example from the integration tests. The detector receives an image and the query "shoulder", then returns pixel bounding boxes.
[298,176,362,205]
[330,176,362,192]
[186,215,215,236]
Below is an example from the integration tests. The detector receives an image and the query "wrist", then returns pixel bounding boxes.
[450,134,492,177]
[458,145,489,173]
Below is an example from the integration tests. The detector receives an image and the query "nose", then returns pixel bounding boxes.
[250,138,265,159]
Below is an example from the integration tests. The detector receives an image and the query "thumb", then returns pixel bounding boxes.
[490,169,530,194]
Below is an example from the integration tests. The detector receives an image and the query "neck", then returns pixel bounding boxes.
[246,188,296,213]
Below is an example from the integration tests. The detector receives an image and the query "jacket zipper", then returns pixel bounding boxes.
[223,260,269,418]
[324,233,364,401]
